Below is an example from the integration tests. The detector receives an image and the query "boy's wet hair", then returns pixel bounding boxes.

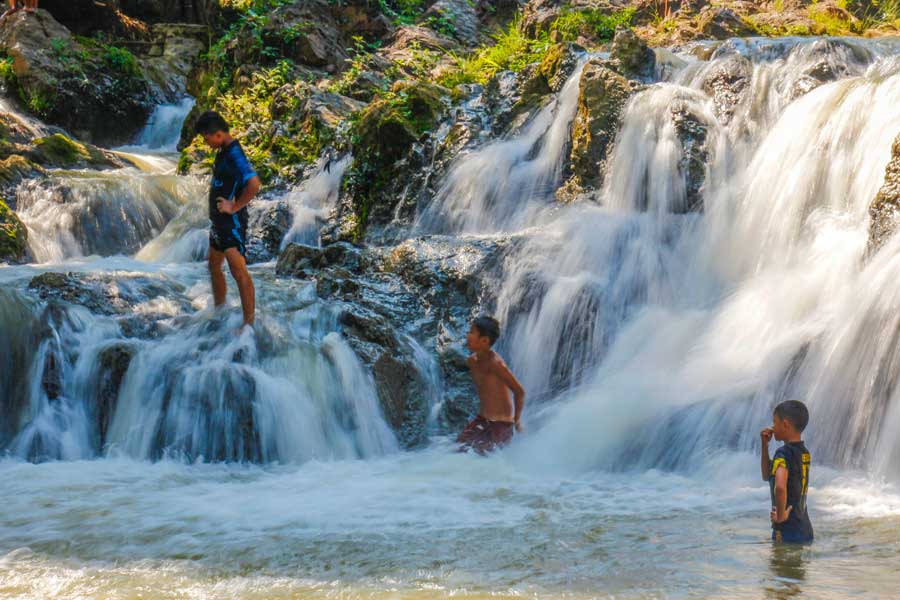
[472,315,500,346]
[195,111,230,135]
[774,400,809,433]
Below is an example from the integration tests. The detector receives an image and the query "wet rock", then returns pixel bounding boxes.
[695,7,756,40]
[540,42,584,92]
[341,80,448,239]
[0,196,27,262]
[0,155,45,194]
[0,288,39,444]
[566,59,637,195]
[788,39,873,100]
[28,134,120,169]
[868,134,900,256]
[671,103,709,213]
[0,10,155,145]
[246,200,291,264]
[276,241,362,277]
[96,342,135,446]
[382,26,461,62]
[700,53,752,122]
[372,352,428,448]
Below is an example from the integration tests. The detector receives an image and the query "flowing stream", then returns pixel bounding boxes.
[3,40,900,599]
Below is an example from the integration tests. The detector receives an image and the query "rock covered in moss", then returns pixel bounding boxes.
[868,134,900,255]
[566,58,637,195]
[29,133,120,169]
[540,42,584,91]
[0,9,155,145]
[0,196,27,261]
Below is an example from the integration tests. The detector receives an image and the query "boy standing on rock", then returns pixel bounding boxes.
[195,111,260,329]
[457,316,526,454]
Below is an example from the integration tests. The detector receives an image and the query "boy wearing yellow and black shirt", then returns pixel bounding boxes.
[760,400,814,544]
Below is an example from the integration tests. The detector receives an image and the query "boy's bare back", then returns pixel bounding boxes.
[468,351,522,424]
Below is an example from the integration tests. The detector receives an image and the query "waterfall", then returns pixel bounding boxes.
[131,97,196,152]
[17,170,203,263]
[491,38,900,477]
[415,58,587,234]
[280,155,351,249]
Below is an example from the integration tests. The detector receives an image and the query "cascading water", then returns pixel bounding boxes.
[130,98,196,152]
[4,35,900,600]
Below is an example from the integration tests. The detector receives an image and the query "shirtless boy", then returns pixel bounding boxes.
[457,316,526,454]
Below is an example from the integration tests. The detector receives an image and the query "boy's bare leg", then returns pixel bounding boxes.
[2,1,18,17]
[208,247,227,308]
[25,0,35,12]
[224,247,255,326]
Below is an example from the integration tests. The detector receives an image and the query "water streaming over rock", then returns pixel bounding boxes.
[3,35,900,600]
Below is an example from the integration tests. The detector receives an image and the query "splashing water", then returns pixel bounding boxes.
[281,155,351,248]
[3,37,900,600]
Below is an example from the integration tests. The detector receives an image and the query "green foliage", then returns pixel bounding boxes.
[552,6,635,43]
[808,1,863,34]
[0,56,16,88]
[104,45,140,76]
[439,18,552,87]
[329,35,384,96]
[377,0,427,25]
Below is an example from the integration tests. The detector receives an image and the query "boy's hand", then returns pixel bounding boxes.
[770,505,792,524]
[760,428,773,445]
[216,197,235,215]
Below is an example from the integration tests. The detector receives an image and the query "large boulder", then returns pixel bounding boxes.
[868,134,900,255]
[0,10,155,145]
[423,0,481,47]
[521,0,563,38]
[0,196,27,261]
[610,27,656,82]
[565,59,637,196]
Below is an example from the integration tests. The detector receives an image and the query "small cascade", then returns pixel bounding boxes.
[415,58,587,234]
[17,169,203,263]
[131,97,195,152]
[281,155,351,249]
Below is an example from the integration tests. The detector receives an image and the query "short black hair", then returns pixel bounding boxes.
[472,315,500,346]
[195,111,230,135]
[774,400,809,433]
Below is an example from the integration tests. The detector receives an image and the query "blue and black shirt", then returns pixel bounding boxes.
[769,441,814,543]
[208,140,257,255]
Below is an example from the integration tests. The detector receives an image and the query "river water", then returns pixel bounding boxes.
[3,37,900,599]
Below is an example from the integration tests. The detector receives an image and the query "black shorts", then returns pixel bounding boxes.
[209,221,247,256]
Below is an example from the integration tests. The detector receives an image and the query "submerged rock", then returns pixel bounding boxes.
[868,133,900,256]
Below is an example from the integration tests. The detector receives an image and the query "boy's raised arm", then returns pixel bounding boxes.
[760,427,773,481]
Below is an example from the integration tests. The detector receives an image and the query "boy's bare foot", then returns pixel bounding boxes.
[1,7,20,18]
[24,7,34,12]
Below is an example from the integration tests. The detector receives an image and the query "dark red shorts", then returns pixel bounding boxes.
[456,415,514,455]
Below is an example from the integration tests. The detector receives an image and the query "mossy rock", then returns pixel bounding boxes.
[0,154,44,186]
[29,133,115,168]
[568,59,637,193]
[0,196,27,261]
[539,42,583,92]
